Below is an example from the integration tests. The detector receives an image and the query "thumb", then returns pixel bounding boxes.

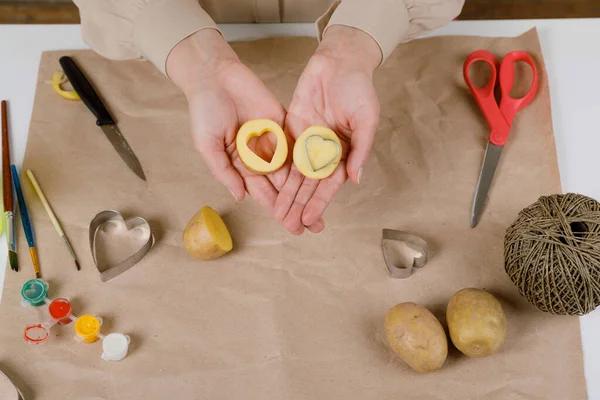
[196,135,246,201]
[346,106,379,185]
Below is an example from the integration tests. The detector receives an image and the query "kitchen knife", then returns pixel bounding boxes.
[59,56,146,181]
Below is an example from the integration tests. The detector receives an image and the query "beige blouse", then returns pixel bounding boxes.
[72,0,465,76]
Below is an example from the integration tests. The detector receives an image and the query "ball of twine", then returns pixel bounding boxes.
[504,193,600,315]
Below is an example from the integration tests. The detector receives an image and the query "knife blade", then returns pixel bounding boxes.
[58,56,146,181]
[471,142,503,228]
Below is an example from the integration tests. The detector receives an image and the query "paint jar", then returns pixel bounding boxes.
[48,298,73,325]
[23,322,52,344]
[101,333,131,361]
[74,314,103,343]
[20,279,48,307]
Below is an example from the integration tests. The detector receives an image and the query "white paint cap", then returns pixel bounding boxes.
[101,333,131,361]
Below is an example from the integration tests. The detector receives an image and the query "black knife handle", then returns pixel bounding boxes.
[59,56,115,126]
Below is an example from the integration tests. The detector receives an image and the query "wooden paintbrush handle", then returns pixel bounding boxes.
[26,170,65,236]
[1,100,12,212]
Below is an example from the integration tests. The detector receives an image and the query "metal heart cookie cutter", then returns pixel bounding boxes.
[89,210,154,282]
[381,229,429,279]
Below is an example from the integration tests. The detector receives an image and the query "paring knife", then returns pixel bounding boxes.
[59,56,146,181]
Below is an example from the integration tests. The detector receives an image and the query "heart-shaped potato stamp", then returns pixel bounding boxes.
[89,210,154,282]
[236,119,288,175]
[381,229,429,279]
[304,135,340,172]
[293,126,342,179]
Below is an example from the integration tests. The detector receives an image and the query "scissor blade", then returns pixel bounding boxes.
[100,125,146,181]
[471,142,503,228]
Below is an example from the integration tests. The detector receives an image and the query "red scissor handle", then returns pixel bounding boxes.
[463,50,539,146]
[498,51,539,130]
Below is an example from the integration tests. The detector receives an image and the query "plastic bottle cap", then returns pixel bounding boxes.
[74,315,102,343]
[24,323,50,344]
[101,333,130,361]
[21,279,48,307]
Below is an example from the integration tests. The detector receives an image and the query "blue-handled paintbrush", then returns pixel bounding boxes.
[11,165,39,278]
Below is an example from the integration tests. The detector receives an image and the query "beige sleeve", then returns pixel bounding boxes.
[73,0,221,76]
[317,0,465,67]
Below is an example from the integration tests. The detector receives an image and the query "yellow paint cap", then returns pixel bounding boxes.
[74,314,102,343]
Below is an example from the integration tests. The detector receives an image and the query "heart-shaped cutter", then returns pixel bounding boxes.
[304,134,341,172]
[89,210,155,282]
[381,229,429,279]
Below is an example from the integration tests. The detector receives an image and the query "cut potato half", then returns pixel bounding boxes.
[183,206,233,260]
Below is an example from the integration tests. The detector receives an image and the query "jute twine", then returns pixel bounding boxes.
[504,193,600,315]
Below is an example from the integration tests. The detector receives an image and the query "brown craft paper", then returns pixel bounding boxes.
[0,28,587,399]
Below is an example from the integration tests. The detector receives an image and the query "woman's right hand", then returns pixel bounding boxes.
[167,29,324,234]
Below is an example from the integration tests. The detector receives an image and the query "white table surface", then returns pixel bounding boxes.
[1,19,600,398]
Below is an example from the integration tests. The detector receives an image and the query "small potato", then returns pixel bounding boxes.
[384,302,448,373]
[183,206,233,260]
[446,288,507,358]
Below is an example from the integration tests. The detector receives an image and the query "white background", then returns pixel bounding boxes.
[1,19,599,397]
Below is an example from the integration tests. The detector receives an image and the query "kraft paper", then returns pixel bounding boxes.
[0,28,587,399]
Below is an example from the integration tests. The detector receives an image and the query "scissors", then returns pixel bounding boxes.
[463,50,539,228]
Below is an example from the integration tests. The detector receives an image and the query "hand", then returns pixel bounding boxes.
[275,26,381,234]
[167,29,289,217]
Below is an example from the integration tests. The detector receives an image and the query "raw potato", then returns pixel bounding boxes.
[446,288,507,358]
[236,119,288,174]
[384,302,448,373]
[183,206,233,260]
[293,126,342,179]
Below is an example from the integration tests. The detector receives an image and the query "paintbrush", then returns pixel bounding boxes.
[1,100,17,272]
[26,170,80,271]
[12,165,40,278]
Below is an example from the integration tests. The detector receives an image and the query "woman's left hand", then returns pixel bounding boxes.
[275,26,382,234]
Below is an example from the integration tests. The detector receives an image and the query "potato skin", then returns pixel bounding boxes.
[446,288,507,358]
[384,302,448,373]
[183,209,229,260]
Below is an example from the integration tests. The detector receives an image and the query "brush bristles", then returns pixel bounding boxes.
[8,251,18,272]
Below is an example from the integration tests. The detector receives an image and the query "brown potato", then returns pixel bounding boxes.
[446,288,507,358]
[183,206,233,260]
[384,302,448,373]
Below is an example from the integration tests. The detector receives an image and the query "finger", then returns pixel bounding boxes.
[196,135,246,201]
[269,161,290,191]
[306,218,325,233]
[272,123,309,221]
[346,105,380,185]
[289,225,305,236]
[231,157,279,216]
[267,128,296,190]
[283,178,319,234]
[301,163,348,226]
[274,167,305,222]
